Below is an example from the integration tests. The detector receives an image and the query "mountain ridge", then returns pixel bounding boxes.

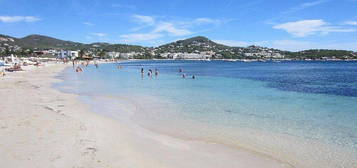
[0,34,356,59]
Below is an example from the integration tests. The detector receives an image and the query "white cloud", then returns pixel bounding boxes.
[273,19,356,37]
[83,22,94,26]
[132,15,155,25]
[92,33,107,37]
[153,22,192,36]
[266,0,329,25]
[0,16,40,23]
[283,0,329,14]
[121,14,226,43]
[119,33,163,43]
[194,18,222,25]
[345,21,357,25]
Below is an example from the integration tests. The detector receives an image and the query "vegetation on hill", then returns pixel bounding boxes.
[16,34,82,49]
[284,49,354,60]
[1,34,356,60]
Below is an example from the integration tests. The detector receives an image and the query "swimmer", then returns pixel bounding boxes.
[75,66,83,72]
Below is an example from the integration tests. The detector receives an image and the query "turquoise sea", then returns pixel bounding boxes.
[56,60,357,167]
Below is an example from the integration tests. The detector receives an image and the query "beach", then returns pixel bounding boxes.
[0,63,294,167]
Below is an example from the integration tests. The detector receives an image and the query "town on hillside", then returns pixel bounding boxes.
[1,34,357,61]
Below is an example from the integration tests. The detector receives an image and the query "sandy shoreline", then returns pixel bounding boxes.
[0,64,293,168]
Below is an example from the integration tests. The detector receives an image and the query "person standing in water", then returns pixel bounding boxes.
[141,67,144,74]
[192,75,195,79]
[75,66,83,72]
[155,69,159,76]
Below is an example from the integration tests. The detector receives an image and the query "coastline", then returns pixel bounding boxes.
[0,64,292,167]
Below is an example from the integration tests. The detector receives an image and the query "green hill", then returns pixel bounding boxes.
[0,34,356,59]
[16,34,82,49]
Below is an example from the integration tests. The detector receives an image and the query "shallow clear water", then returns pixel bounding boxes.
[56,60,357,166]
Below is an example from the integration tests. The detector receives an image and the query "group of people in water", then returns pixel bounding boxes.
[71,61,196,80]
[140,67,196,79]
[179,68,196,79]
[141,67,159,77]
[72,60,99,73]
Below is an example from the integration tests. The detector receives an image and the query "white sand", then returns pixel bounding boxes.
[0,64,292,168]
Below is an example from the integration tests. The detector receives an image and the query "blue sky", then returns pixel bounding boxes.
[0,0,357,51]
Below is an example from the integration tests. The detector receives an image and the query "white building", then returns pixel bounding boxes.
[106,52,140,59]
[106,52,121,59]
[160,52,214,59]
[120,52,139,59]
[57,50,79,59]
[244,52,284,59]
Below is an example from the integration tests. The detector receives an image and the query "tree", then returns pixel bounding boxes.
[28,49,33,56]
[79,49,85,59]
[98,50,106,59]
